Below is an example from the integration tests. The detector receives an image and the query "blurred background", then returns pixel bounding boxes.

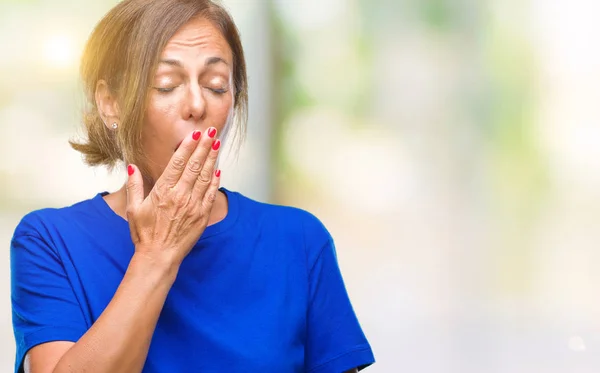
[1,0,600,372]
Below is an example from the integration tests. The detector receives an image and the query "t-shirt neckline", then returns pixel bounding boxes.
[92,187,240,240]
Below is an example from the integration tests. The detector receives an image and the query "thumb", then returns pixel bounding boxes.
[126,164,144,213]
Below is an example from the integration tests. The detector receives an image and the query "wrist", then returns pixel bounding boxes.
[129,251,180,286]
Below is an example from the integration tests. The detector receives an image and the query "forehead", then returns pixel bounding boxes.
[162,16,233,63]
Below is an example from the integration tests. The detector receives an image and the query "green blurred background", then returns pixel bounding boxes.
[2,0,600,372]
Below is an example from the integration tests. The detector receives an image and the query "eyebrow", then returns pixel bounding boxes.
[158,57,229,68]
[159,59,183,68]
[205,56,228,67]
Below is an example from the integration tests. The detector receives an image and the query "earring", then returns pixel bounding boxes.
[111,122,118,130]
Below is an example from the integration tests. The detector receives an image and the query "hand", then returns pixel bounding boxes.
[125,127,222,267]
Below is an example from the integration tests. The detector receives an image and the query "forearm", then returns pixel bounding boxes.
[52,253,178,373]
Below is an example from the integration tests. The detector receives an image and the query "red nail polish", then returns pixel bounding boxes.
[212,140,221,151]
[208,128,217,138]
[127,165,134,176]
[215,170,221,177]
[192,131,201,141]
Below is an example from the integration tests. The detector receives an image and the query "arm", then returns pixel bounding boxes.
[304,234,375,373]
[26,254,177,373]
[19,129,222,373]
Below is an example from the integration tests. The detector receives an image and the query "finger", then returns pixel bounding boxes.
[191,135,221,197]
[200,169,222,217]
[157,130,202,187]
[125,164,144,216]
[179,126,220,190]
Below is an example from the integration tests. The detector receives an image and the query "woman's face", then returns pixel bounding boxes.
[142,16,234,182]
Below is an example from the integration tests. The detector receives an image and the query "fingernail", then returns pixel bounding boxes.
[215,169,221,177]
[192,130,201,141]
[208,127,217,138]
[212,140,221,151]
[127,165,134,176]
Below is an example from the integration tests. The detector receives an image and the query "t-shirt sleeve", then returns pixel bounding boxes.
[305,237,375,373]
[11,225,88,373]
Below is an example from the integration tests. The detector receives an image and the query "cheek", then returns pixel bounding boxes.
[207,94,234,131]
[142,94,180,161]
[146,93,180,129]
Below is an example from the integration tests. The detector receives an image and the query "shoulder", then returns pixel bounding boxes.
[234,190,329,233]
[230,189,333,259]
[12,194,101,242]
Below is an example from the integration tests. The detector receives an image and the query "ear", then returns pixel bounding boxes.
[95,79,121,129]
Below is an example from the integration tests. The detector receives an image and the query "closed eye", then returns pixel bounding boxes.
[205,86,228,95]
[154,87,176,93]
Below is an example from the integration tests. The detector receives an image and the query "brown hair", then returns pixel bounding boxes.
[70,0,248,172]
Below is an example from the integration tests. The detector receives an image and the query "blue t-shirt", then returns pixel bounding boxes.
[10,188,374,373]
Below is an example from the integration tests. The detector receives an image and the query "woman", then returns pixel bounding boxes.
[10,1,375,372]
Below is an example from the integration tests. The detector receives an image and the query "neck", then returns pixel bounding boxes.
[105,183,228,227]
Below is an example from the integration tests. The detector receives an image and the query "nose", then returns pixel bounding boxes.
[182,83,206,122]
